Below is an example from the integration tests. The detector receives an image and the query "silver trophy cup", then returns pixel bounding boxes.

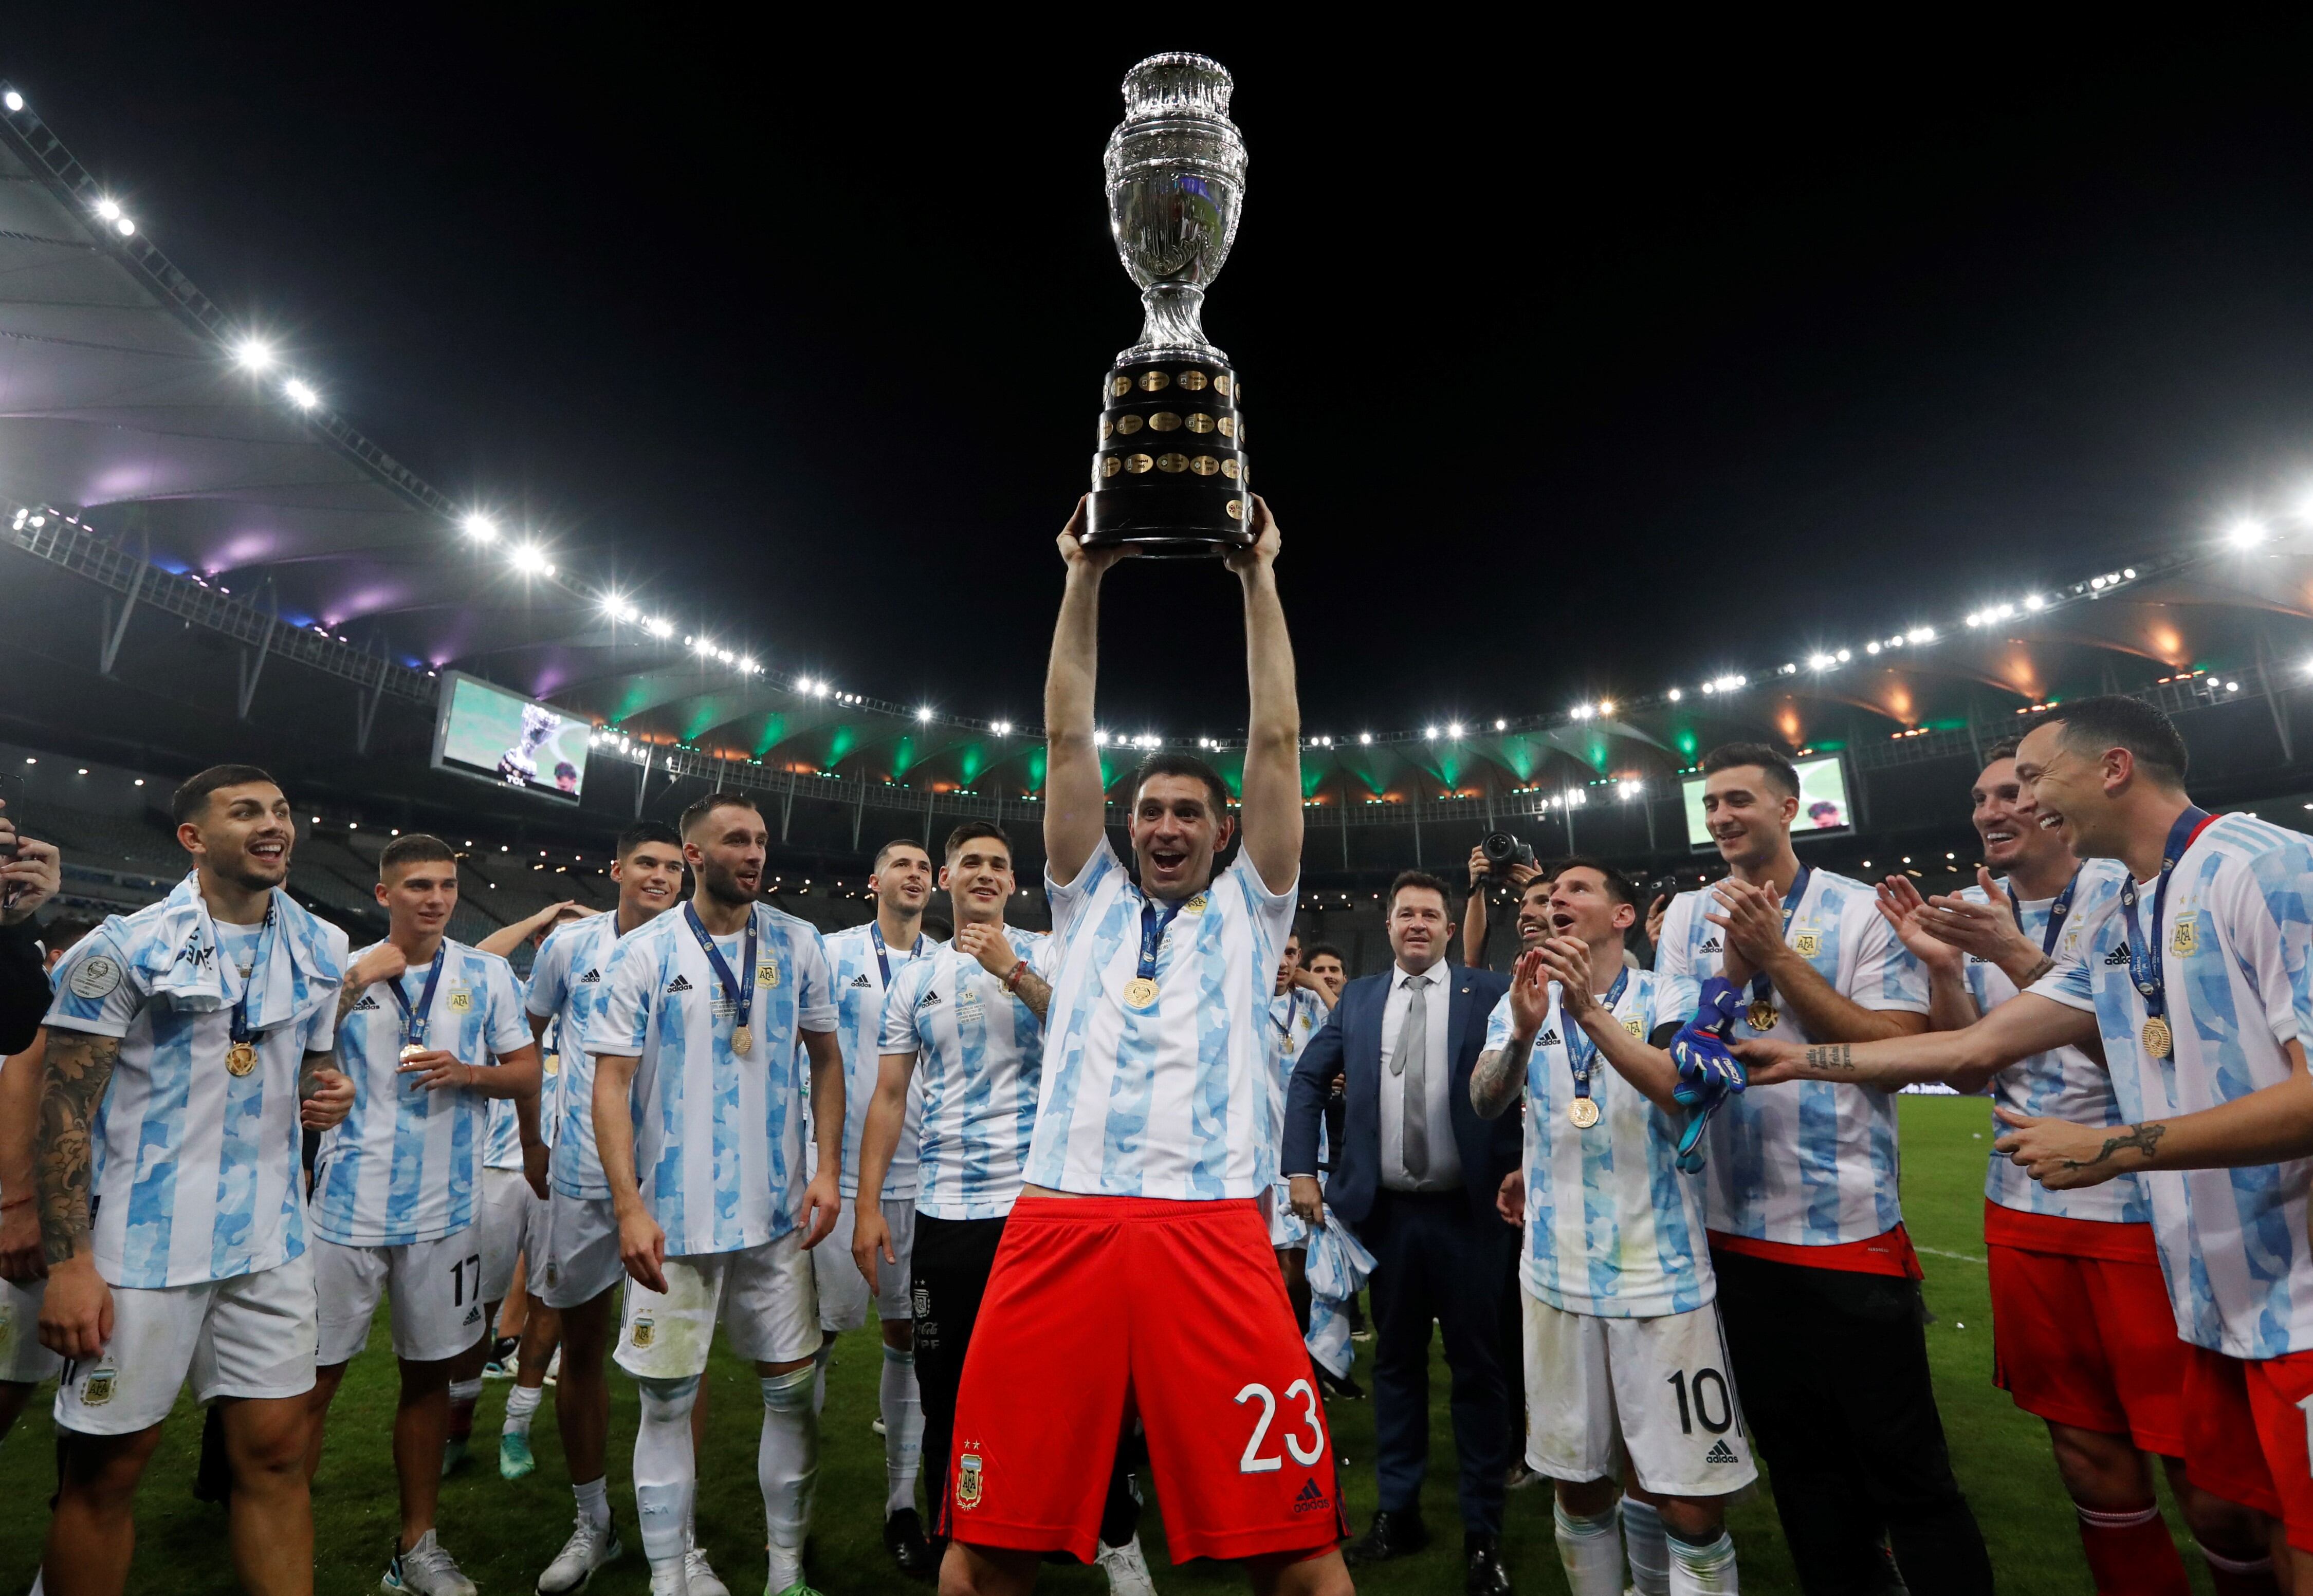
[1081,52,1253,555]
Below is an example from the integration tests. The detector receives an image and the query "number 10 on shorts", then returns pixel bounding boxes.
[1236,1380,1326,1473]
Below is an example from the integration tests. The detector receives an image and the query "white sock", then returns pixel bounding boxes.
[574,1476,611,1531]
[760,1365,819,1591]
[811,1337,835,1417]
[1667,1528,1739,1594]
[447,1377,483,1410]
[880,1344,923,1517]
[1555,1500,1625,1596]
[1622,1497,1672,1596]
[634,1376,701,1570]
[504,1383,544,1437]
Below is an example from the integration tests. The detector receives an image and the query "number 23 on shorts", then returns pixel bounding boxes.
[1236,1379,1326,1473]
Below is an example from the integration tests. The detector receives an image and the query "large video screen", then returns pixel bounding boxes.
[1681,753,1852,851]
[432,672,591,804]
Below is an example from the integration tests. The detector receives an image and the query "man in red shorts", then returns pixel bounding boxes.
[1870,741,2270,1592]
[939,495,1350,1596]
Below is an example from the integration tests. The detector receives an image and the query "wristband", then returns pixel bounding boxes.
[1004,958,1029,992]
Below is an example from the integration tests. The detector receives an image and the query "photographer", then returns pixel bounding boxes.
[1460,835,1540,970]
[0,799,61,1055]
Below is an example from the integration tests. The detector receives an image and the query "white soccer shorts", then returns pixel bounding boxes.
[479,1166,537,1304]
[1,1274,61,1385]
[616,1230,821,1380]
[53,1251,317,1436]
[315,1229,492,1366]
[1522,1284,1759,1498]
[536,1190,624,1312]
[816,1198,915,1331]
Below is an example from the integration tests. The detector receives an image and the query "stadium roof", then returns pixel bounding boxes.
[4,81,2312,848]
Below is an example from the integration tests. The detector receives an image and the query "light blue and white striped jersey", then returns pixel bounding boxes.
[816,922,938,1201]
[594,903,837,1256]
[2031,813,2313,1359]
[1268,987,1332,1166]
[313,939,530,1248]
[45,877,347,1289]
[527,911,635,1199]
[880,930,1052,1220]
[1486,969,1710,1316]
[1030,840,1298,1200]
[1658,867,1930,1247]
[1961,863,2150,1226]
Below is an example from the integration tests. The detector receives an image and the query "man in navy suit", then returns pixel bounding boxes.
[1286,870,1519,1595]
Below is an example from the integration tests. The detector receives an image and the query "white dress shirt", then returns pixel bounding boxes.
[1378,958,1460,1193]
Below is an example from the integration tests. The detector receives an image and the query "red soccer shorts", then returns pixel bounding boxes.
[944,1195,1348,1564]
[1986,1216,2186,1456]
[2183,1342,2313,1550]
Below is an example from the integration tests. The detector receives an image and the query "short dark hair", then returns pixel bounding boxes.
[616,821,683,858]
[1386,869,1455,917]
[1552,853,1637,908]
[39,913,101,957]
[1700,741,1801,800]
[1301,940,1346,968]
[944,821,1012,861]
[379,833,457,878]
[873,837,932,871]
[172,764,278,824]
[2041,696,2189,789]
[1131,752,1231,821]
[1982,737,2021,765]
[678,792,761,838]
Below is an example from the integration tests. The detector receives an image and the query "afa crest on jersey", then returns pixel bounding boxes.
[2170,913,2199,957]
[1793,929,1823,958]
[448,988,473,1013]
[1623,1015,1645,1037]
[757,959,781,989]
[957,1447,984,1508]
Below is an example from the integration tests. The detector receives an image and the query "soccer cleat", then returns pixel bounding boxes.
[1097,1534,1159,1595]
[871,1415,887,1436]
[500,1431,536,1479]
[683,1547,731,1596]
[646,1564,689,1596]
[536,1519,623,1593]
[382,1530,479,1596]
[439,1437,470,1477]
[884,1508,937,1577]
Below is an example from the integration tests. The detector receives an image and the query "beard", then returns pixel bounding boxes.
[699,861,757,907]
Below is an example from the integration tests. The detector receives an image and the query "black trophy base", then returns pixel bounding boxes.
[1081,357,1251,558]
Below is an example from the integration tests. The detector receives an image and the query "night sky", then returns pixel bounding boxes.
[14,17,2313,739]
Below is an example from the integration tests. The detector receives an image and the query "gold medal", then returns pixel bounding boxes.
[2140,1016,2172,1059]
[732,1024,753,1057]
[1568,1098,1600,1129]
[1124,976,1160,1010]
[1747,1000,1779,1032]
[399,1043,426,1063]
[226,1041,258,1078]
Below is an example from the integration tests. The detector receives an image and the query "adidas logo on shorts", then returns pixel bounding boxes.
[666,974,694,993]
[1705,1439,1739,1465]
[1292,1477,1330,1514]
[850,973,873,988]
[2103,944,2132,966]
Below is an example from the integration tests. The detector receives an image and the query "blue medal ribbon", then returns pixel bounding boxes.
[1564,967,1631,1106]
[683,902,758,1040]
[2118,807,2215,1045]
[869,922,927,989]
[1130,897,1186,1006]
[1745,864,1810,1023]
[225,904,278,1050]
[2006,867,2082,959]
[383,943,447,1051]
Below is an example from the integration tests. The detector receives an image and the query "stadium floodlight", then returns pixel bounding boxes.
[508,543,552,576]
[1094,729,1108,745]
[1866,641,1882,655]
[233,338,274,372]
[3,92,23,113]
[994,720,1013,735]
[95,197,122,221]
[114,216,135,236]
[1907,626,1936,644]
[1494,718,1507,731]
[1359,732,1373,745]
[917,706,933,722]
[1666,687,1683,701]
[1835,648,1851,662]
[1447,721,1464,737]
[2227,518,2266,549]
[462,512,499,542]
[1596,699,1615,716]
[1807,653,1834,670]
[1424,725,1439,739]
[283,377,319,409]
[1571,703,1593,720]
[1616,779,1644,801]
[645,617,672,638]
[2024,593,2045,611]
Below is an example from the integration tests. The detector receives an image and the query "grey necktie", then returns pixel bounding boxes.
[1394,973,1433,1180]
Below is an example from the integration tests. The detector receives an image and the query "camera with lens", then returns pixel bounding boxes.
[1478,830,1536,903]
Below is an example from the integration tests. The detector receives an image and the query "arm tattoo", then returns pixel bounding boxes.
[1803,1044,1855,1073]
[1470,1037,1532,1120]
[1012,970,1052,1023]
[36,1029,120,1264]
[2020,956,2057,986]
[334,979,366,1032]
[299,1049,332,1098]
[2063,1121,2166,1172]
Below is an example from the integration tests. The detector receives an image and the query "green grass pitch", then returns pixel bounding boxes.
[0,1097,2218,1592]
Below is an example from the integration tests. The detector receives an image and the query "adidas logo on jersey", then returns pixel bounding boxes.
[463,1305,482,1327]
[1699,936,1722,954]
[1291,1478,1331,1514]
[2103,944,2132,966]
[579,969,600,984]
[917,989,944,1008]
[850,973,873,988]
[1705,1439,1739,1464]
[665,974,694,993]
[351,993,382,1012]
[1535,1028,1561,1047]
